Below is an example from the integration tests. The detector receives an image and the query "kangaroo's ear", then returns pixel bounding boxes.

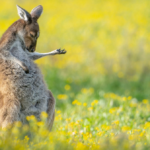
[30,5,43,21]
[16,5,31,22]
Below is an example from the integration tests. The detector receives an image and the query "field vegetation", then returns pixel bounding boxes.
[0,0,150,149]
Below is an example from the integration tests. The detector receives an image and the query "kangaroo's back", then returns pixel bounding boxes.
[0,5,55,130]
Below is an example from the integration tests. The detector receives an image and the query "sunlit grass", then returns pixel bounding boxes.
[1,91,150,149]
[0,0,150,149]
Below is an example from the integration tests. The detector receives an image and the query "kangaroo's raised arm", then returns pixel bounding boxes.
[27,48,66,60]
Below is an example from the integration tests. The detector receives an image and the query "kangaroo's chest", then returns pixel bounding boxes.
[7,46,49,117]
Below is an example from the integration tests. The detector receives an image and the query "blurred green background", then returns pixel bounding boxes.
[1,0,150,104]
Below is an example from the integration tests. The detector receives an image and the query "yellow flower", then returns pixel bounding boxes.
[122,97,127,101]
[97,131,105,136]
[88,107,93,111]
[130,102,137,107]
[140,130,146,137]
[127,96,132,100]
[72,99,78,105]
[64,84,71,91]
[66,118,71,122]
[37,121,44,126]
[81,88,88,94]
[24,136,29,142]
[95,127,99,131]
[101,124,112,131]
[41,112,48,118]
[132,129,141,133]
[56,110,61,114]
[109,107,118,114]
[142,99,149,104]
[57,94,68,100]
[110,132,114,136]
[122,126,131,132]
[91,100,98,106]
[83,103,87,107]
[77,102,82,105]
[112,120,119,125]
[14,121,22,127]
[144,122,150,129]
[26,115,36,121]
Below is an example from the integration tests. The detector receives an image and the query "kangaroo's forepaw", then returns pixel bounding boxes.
[57,48,67,54]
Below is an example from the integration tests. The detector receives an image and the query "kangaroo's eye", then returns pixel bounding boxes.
[30,33,34,38]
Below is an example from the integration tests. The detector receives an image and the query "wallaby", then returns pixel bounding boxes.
[0,5,66,129]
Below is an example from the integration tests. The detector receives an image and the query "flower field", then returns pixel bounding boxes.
[0,0,150,149]
[1,92,150,150]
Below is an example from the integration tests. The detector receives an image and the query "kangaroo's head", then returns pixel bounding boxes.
[16,5,43,52]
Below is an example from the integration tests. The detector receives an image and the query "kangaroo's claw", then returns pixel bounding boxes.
[56,48,67,54]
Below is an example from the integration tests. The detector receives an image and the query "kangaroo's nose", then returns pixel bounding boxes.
[31,49,34,52]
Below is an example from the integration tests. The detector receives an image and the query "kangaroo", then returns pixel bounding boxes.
[0,5,66,129]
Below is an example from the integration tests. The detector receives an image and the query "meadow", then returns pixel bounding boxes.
[0,0,150,149]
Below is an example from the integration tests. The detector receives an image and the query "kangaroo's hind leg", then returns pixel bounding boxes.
[46,90,55,130]
[0,98,21,128]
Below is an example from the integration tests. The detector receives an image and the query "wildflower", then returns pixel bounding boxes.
[97,131,105,136]
[109,107,118,114]
[127,96,132,100]
[112,120,119,125]
[95,127,99,131]
[132,129,141,133]
[56,110,61,114]
[37,121,44,126]
[14,121,22,127]
[140,130,146,137]
[72,99,78,105]
[122,126,131,132]
[77,102,82,105]
[130,102,137,107]
[101,124,112,131]
[110,132,114,136]
[26,115,36,121]
[24,136,29,143]
[122,97,127,101]
[91,100,98,106]
[83,103,87,106]
[129,135,136,140]
[57,94,68,100]
[66,118,71,122]
[64,84,71,90]
[142,99,149,104]
[81,88,88,94]
[41,112,48,119]
[144,122,150,129]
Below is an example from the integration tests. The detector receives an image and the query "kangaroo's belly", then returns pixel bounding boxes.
[0,51,49,122]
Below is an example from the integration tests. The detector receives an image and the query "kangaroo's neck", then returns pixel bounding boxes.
[0,19,25,51]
